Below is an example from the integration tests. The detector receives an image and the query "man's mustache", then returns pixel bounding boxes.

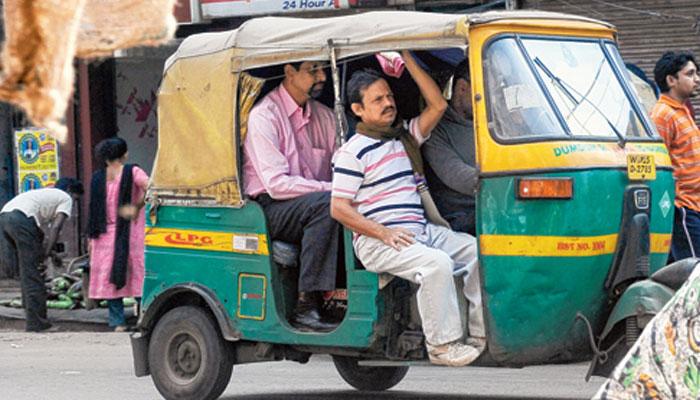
[308,83,324,98]
[382,106,396,115]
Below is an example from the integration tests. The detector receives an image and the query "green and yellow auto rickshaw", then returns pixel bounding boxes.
[130,10,683,400]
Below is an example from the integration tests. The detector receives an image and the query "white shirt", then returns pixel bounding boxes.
[1,188,72,227]
[332,118,428,236]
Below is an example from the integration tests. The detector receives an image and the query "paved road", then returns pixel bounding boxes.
[0,332,605,400]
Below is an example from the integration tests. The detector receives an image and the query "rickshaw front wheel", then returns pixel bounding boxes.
[332,355,409,391]
[148,305,234,400]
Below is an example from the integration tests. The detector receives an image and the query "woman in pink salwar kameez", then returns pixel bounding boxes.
[87,137,148,331]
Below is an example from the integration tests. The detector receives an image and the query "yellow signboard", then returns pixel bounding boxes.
[14,128,60,193]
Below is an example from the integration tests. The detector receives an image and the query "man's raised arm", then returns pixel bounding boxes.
[401,50,447,138]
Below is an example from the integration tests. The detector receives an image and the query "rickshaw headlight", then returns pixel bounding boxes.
[517,178,573,200]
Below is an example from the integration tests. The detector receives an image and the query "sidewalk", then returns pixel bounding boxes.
[0,279,135,332]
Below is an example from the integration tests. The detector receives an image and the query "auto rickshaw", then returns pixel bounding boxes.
[130,10,681,400]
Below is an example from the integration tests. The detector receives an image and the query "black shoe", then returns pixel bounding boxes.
[291,308,338,332]
[320,299,346,324]
[27,323,59,333]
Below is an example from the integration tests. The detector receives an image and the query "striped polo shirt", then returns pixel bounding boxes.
[332,118,428,235]
[651,94,700,212]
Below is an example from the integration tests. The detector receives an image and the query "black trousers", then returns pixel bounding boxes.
[0,224,18,279]
[0,210,50,331]
[444,209,477,236]
[257,192,338,293]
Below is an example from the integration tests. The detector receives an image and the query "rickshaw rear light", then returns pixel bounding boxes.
[517,178,573,199]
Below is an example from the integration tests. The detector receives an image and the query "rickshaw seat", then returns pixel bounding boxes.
[271,237,393,288]
[272,240,299,267]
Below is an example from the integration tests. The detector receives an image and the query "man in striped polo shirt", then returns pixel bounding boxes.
[330,51,485,367]
[651,51,700,260]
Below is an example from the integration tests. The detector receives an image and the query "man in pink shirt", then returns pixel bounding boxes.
[242,60,339,332]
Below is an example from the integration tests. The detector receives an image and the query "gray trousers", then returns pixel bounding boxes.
[355,223,484,346]
[0,210,50,331]
[257,191,339,293]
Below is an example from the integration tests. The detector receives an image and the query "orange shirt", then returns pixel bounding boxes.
[651,94,700,212]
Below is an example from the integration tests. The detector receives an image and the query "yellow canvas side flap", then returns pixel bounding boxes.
[151,49,242,205]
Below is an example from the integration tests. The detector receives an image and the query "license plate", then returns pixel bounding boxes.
[627,153,656,181]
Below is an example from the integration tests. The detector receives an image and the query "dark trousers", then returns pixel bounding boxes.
[0,211,50,331]
[444,209,476,236]
[257,192,338,293]
[107,299,125,327]
[671,206,700,261]
[0,225,18,279]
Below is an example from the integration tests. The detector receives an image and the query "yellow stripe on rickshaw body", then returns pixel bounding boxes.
[145,227,269,255]
[478,141,672,174]
[480,233,671,257]
[650,233,672,255]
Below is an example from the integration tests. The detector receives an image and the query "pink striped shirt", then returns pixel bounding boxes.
[243,84,337,199]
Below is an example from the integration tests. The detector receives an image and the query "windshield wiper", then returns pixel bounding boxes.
[533,57,626,148]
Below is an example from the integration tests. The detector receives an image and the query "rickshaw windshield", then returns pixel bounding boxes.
[484,36,656,141]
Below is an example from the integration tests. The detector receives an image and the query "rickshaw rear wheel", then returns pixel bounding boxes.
[332,355,409,391]
[148,305,234,400]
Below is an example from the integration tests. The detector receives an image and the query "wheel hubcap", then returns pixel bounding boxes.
[166,333,202,383]
[177,341,201,374]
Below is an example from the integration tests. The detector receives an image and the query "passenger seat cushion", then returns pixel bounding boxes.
[272,240,300,267]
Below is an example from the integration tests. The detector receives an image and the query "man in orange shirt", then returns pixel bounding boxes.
[651,51,700,260]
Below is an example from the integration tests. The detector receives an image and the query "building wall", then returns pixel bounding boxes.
[115,58,165,173]
[523,0,700,118]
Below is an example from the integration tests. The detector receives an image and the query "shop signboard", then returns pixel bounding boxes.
[200,0,351,18]
[175,0,194,23]
[14,128,60,193]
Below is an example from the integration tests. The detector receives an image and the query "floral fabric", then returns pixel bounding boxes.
[595,266,700,399]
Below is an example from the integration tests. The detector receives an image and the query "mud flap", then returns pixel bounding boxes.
[587,280,674,379]
[130,332,150,377]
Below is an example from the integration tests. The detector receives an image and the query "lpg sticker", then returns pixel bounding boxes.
[659,191,672,218]
[164,232,214,247]
[146,228,268,255]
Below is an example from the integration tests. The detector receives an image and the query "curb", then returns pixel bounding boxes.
[0,305,137,332]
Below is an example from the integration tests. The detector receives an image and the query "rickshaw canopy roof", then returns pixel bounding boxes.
[152,10,614,206]
[164,10,612,71]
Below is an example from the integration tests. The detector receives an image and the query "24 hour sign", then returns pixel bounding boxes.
[200,0,350,18]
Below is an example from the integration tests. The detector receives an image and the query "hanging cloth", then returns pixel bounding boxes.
[0,0,176,141]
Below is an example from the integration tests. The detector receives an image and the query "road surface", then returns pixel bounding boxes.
[0,331,605,400]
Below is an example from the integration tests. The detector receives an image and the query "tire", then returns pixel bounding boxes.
[332,355,409,391]
[148,306,234,400]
